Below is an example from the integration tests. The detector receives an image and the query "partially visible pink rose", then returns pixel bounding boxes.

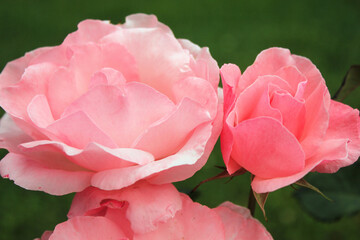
[221,47,360,193]
[36,182,272,240]
[0,14,222,195]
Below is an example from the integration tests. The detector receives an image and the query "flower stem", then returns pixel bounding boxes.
[247,187,256,216]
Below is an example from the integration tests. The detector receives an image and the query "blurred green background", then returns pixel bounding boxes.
[0,0,359,239]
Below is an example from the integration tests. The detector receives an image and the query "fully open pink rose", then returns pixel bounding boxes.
[36,182,272,240]
[221,47,360,193]
[0,14,223,195]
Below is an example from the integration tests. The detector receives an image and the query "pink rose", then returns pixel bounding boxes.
[221,47,360,193]
[36,182,273,240]
[0,14,222,195]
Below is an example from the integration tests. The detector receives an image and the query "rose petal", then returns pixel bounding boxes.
[252,138,348,193]
[230,117,305,179]
[63,20,119,45]
[49,216,127,240]
[91,123,213,190]
[135,194,225,240]
[63,83,175,148]
[102,27,191,100]
[68,182,182,234]
[133,97,211,159]
[27,95,55,128]
[314,101,360,173]
[0,153,92,195]
[214,202,273,240]
[46,111,116,149]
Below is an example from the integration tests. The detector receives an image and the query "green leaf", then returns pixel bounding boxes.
[332,65,360,101]
[295,179,332,201]
[294,162,360,222]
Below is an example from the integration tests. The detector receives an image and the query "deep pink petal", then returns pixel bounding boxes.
[133,97,211,159]
[214,202,273,240]
[220,64,241,116]
[230,117,305,179]
[49,216,127,240]
[238,48,295,92]
[252,138,348,193]
[0,153,92,195]
[233,75,287,124]
[314,101,360,173]
[270,91,306,138]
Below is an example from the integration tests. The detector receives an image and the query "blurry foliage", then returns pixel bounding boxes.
[294,162,360,222]
[0,0,359,239]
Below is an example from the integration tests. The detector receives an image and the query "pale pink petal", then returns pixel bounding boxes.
[27,95,55,128]
[123,14,171,33]
[133,97,211,159]
[20,140,154,172]
[63,20,119,45]
[134,194,225,240]
[214,202,273,240]
[0,63,57,119]
[179,41,219,90]
[92,123,213,190]
[46,111,116,149]
[314,101,360,173]
[173,76,218,118]
[68,182,182,234]
[47,67,80,119]
[0,114,32,152]
[0,47,51,88]
[102,28,191,100]
[89,68,126,89]
[66,42,138,94]
[49,216,127,240]
[0,153,92,195]
[252,138,348,193]
[63,84,174,147]
[230,117,305,179]
[148,94,223,184]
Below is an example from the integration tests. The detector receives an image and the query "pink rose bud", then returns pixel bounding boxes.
[37,182,273,240]
[221,47,360,193]
[0,14,223,195]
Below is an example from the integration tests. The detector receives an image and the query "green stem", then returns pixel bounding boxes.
[247,187,256,216]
